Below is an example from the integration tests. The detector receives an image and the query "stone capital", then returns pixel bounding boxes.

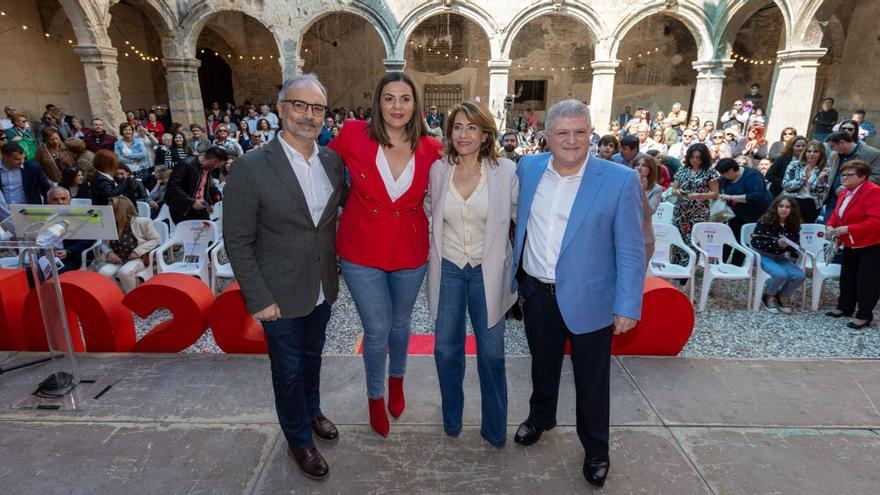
[488,59,512,73]
[163,57,201,73]
[590,60,620,75]
[775,48,827,68]
[692,59,735,79]
[73,45,118,66]
[384,59,406,72]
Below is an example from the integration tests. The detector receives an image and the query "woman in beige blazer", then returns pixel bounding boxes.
[426,101,518,448]
[97,196,161,293]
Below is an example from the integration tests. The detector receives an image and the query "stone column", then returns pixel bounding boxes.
[163,57,204,127]
[765,48,827,140]
[487,59,512,128]
[281,57,305,81]
[691,59,734,126]
[589,60,619,131]
[73,45,124,132]
[384,59,406,72]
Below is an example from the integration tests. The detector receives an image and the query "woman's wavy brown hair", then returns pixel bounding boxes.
[369,72,426,151]
[443,100,500,167]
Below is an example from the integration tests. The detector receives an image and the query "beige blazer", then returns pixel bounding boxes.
[426,157,519,327]
[104,217,161,257]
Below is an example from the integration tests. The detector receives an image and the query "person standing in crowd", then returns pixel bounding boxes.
[84,118,116,153]
[89,149,134,206]
[668,102,688,136]
[743,83,764,109]
[812,97,838,142]
[318,116,335,146]
[670,143,720,264]
[426,105,445,131]
[259,104,280,130]
[114,123,149,179]
[38,111,70,141]
[769,127,797,160]
[767,135,807,197]
[612,135,644,168]
[782,140,829,223]
[5,114,38,160]
[68,117,86,140]
[511,99,643,488]
[716,158,772,260]
[822,131,880,219]
[500,130,522,162]
[96,196,160,293]
[635,123,664,154]
[65,137,95,181]
[115,163,153,210]
[125,111,140,129]
[58,166,90,200]
[825,160,880,329]
[164,146,227,224]
[720,101,748,131]
[213,125,244,158]
[169,131,192,167]
[617,106,633,129]
[144,111,164,138]
[225,75,346,481]
[635,155,662,267]
[256,119,276,144]
[526,108,538,131]
[1,142,52,206]
[668,129,696,162]
[1,105,21,130]
[329,72,443,438]
[750,196,805,313]
[426,101,518,449]
[736,123,768,167]
[189,124,211,154]
[836,119,863,145]
[596,135,619,161]
[135,125,159,169]
[154,133,174,170]
[34,128,74,183]
[850,110,876,141]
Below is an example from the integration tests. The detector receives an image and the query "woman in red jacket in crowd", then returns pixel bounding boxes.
[825,160,880,329]
[329,72,443,437]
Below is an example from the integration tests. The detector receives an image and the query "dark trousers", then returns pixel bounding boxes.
[521,276,613,457]
[262,302,331,449]
[170,208,210,225]
[725,216,747,266]
[837,245,880,321]
[795,197,821,224]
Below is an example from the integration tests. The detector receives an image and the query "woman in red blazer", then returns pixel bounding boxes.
[329,72,443,437]
[825,160,880,328]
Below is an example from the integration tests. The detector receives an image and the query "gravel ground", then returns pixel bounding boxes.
[135,276,880,358]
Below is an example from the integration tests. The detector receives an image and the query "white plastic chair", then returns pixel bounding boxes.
[740,223,807,311]
[156,220,219,285]
[210,201,222,237]
[800,223,841,310]
[209,240,234,293]
[136,201,151,218]
[648,223,696,301]
[154,203,175,236]
[692,222,754,311]
[653,202,674,224]
[70,198,92,206]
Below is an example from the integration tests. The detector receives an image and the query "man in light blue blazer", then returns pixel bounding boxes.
[510,100,645,488]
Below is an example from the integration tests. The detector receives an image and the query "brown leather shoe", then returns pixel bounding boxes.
[311,415,339,442]
[287,444,329,480]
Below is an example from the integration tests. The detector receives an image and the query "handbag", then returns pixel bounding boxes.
[709,198,735,223]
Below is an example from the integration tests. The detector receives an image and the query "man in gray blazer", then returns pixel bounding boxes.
[223,74,346,481]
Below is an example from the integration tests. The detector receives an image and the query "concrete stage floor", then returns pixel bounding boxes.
[0,352,878,494]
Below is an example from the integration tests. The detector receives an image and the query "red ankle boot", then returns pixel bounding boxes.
[388,376,405,419]
[369,397,389,437]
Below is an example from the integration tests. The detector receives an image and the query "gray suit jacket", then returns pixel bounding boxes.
[222,136,346,318]
[823,143,880,204]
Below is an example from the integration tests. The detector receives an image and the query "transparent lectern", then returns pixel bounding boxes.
[1,204,117,411]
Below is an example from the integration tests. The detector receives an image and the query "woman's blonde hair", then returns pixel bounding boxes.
[443,100,500,166]
[634,155,659,191]
[109,196,138,233]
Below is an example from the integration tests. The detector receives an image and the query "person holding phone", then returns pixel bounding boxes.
[163,146,228,223]
[750,196,805,313]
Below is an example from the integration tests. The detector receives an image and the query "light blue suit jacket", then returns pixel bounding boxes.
[512,152,646,334]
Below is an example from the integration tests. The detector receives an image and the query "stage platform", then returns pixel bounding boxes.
[0,352,878,494]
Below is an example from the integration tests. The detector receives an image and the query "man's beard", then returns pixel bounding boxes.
[503,145,516,153]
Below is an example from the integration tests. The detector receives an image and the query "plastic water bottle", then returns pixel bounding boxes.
[36,221,69,247]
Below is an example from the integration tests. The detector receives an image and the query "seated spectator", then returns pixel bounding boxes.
[736,123,769,168]
[782,140,829,223]
[255,118,276,144]
[709,131,732,164]
[248,132,265,151]
[645,149,680,183]
[221,114,237,134]
[612,134,644,167]
[212,125,243,158]
[687,115,700,133]
[68,117,87,140]
[125,111,140,129]
[750,196,805,313]
[58,166,91,200]
[144,111,164,137]
[35,127,74,183]
[114,123,149,179]
[45,186,95,273]
[83,118,117,153]
[116,163,155,211]
[635,155,663,268]
[716,158,773,259]
[65,137,95,180]
[235,119,252,152]
[651,128,669,155]
[767,135,807,196]
[668,129,695,162]
[154,133,174,170]
[148,168,172,208]
[596,134,618,161]
[90,149,133,206]
[96,196,160,293]
[769,127,797,160]
[318,116,335,146]
[608,121,622,137]
[189,124,211,154]
[38,111,70,141]
[169,131,192,168]
[720,100,748,131]
[5,114,38,160]
[1,142,52,206]
[757,158,773,176]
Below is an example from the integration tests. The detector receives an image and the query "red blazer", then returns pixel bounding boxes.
[827,180,880,248]
[330,120,443,270]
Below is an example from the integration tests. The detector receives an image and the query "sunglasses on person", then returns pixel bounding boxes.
[841,126,856,132]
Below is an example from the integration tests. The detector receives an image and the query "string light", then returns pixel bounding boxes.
[731,51,775,65]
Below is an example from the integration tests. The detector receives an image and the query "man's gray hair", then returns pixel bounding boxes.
[545,99,592,132]
[48,186,70,197]
[277,73,328,102]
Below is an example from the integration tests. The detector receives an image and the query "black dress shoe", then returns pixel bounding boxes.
[847,319,872,329]
[288,445,329,480]
[825,310,852,318]
[311,415,339,442]
[583,456,610,488]
[513,420,556,446]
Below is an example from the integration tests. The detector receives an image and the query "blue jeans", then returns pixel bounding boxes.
[261,302,331,449]
[761,256,805,299]
[434,259,507,447]
[341,259,427,399]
